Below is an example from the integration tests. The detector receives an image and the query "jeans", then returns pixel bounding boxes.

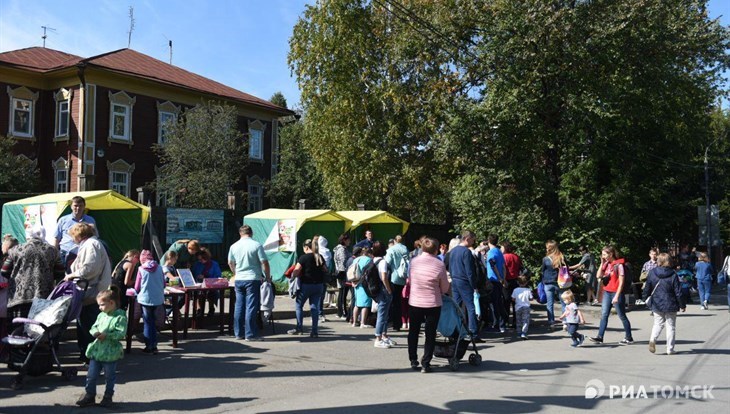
[85,359,117,397]
[408,306,441,367]
[234,279,261,339]
[488,280,507,330]
[697,279,712,304]
[390,284,404,330]
[452,278,478,336]
[544,283,564,324]
[318,283,327,317]
[567,323,581,344]
[375,290,392,337]
[515,307,531,335]
[141,305,159,349]
[296,283,323,334]
[77,303,100,358]
[727,283,730,308]
[597,291,633,340]
[650,311,677,352]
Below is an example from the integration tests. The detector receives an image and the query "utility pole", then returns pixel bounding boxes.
[169,40,173,65]
[41,25,57,48]
[704,146,711,264]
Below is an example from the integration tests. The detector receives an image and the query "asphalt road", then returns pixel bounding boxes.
[1,288,728,413]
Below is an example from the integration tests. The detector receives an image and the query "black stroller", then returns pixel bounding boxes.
[433,295,482,371]
[2,279,88,389]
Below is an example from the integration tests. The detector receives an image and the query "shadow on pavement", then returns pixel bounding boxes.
[2,396,256,413]
[257,395,601,414]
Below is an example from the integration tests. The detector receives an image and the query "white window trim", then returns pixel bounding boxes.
[52,157,69,193]
[248,120,266,161]
[156,101,180,145]
[107,159,135,197]
[7,86,39,140]
[54,88,73,140]
[108,91,136,145]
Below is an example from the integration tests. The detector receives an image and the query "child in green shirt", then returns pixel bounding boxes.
[76,287,127,408]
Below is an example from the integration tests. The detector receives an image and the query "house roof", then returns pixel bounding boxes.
[0,47,292,115]
[0,47,83,72]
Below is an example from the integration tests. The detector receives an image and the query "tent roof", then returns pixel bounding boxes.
[5,190,150,225]
[337,210,409,235]
[245,209,352,232]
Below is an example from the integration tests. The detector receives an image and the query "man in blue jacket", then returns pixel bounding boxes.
[448,230,482,342]
[485,234,508,333]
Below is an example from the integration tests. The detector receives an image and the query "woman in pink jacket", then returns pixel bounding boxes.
[407,237,450,373]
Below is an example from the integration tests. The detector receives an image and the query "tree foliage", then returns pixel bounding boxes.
[0,135,40,192]
[269,91,288,109]
[153,102,246,209]
[268,120,329,209]
[289,0,729,265]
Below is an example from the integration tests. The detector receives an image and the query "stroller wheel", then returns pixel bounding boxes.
[469,353,482,366]
[449,359,459,371]
[62,367,78,381]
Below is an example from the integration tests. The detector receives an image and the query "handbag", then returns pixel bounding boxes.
[557,262,572,289]
[644,279,661,309]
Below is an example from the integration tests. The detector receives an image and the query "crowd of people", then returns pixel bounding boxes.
[0,197,729,405]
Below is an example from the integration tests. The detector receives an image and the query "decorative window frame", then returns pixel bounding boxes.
[248,120,266,162]
[107,159,135,197]
[247,175,263,212]
[157,101,180,145]
[7,86,39,140]
[52,157,69,193]
[54,88,73,140]
[108,91,136,146]
[153,166,175,207]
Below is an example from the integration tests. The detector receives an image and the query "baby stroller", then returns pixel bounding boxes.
[2,279,88,390]
[433,295,482,371]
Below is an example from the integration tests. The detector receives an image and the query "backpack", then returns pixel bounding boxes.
[395,253,409,281]
[361,258,384,299]
[557,263,572,289]
[473,254,490,295]
[346,258,363,284]
[620,262,634,294]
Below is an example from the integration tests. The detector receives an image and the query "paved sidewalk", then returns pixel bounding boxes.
[1,288,728,413]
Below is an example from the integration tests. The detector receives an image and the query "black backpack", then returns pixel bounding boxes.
[621,262,634,294]
[473,254,491,295]
[361,258,384,299]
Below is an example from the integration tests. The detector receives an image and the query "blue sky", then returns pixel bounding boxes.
[1,0,727,109]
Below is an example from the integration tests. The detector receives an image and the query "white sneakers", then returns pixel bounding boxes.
[374,339,391,349]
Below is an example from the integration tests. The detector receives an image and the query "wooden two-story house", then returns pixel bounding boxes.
[0,46,293,211]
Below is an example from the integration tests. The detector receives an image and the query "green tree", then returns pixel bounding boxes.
[153,102,246,209]
[0,135,40,192]
[268,120,329,209]
[269,91,288,109]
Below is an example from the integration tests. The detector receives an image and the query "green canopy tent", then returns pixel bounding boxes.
[243,209,352,282]
[1,190,150,263]
[337,210,409,245]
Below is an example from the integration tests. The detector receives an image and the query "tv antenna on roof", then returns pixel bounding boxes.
[41,25,57,48]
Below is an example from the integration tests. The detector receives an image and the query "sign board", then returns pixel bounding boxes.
[698,205,721,246]
[166,208,224,244]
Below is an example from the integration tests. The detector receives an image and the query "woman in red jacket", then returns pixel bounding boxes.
[590,245,633,345]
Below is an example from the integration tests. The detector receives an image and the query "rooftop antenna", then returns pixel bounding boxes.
[127,6,135,48]
[168,40,173,65]
[41,25,57,48]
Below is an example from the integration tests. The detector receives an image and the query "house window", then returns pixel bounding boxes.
[55,169,68,193]
[111,172,129,196]
[108,90,136,144]
[52,157,69,193]
[248,178,262,211]
[107,159,135,197]
[56,100,70,137]
[158,111,176,144]
[12,98,33,137]
[111,104,130,140]
[6,86,39,140]
[156,101,180,145]
[248,120,265,160]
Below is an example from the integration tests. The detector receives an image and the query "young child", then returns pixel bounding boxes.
[559,291,586,347]
[134,249,165,354]
[511,275,533,340]
[77,287,128,408]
